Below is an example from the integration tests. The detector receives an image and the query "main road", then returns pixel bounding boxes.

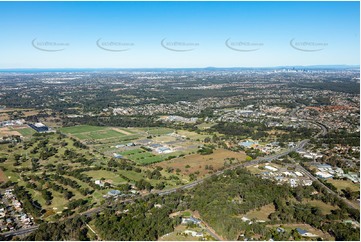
[2,119,350,239]
[295,164,359,210]
[1,136,308,238]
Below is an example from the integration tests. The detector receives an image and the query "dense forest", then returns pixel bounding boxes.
[94,194,182,240]
[24,217,90,241]
[189,169,291,239]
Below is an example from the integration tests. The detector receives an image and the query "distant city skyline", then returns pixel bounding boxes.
[0,1,359,68]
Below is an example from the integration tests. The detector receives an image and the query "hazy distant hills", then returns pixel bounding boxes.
[0,65,359,73]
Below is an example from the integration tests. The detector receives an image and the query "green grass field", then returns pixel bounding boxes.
[16,127,36,136]
[60,125,129,140]
[120,148,164,165]
[138,127,174,136]
[118,170,144,182]
[75,130,125,140]
[304,199,338,215]
[327,179,360,192]
[60,125,106,134]
[196,122,216,130]
[244,203,276,221]
[84,170,126,184]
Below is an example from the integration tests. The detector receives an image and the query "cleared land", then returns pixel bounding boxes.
[60,125,106,134]
[327,178,360,192]
[120,148,164,165]
[176,130,212,141]
[244,203,276,221]
[0,127,22,137]
[0,113,8,121]
[303,199,338,215]
[267,223,334,240]
[157,149,247,176]
[196,122,216,130]
[60,125,132,140]
[0,168,7,182]
[159,225,206,241]
[83,170,126,185]
[76,130,125,140]
[111,127,134,135]
[138,127,174,136]
[0,126,35,138]
[16,127,36,136]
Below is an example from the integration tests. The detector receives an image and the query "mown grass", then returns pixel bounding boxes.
[60,125,106,134]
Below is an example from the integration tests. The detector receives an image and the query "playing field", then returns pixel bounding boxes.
[120,148,164,165]
[157,149,247,176]
[16,127,36,136]
[60,125,129,140]
[60,125,106,134]
[138,127,174,136]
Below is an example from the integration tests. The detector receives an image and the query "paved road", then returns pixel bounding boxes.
[0,119,347,239]
[2,141,304,238]
[199,221,223,241]
[1,225,39,238]
[296,165,359,210]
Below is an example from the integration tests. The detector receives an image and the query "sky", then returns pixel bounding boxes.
[0,1,359,68]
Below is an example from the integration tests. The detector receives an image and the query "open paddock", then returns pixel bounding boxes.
[120,148,165,165]
[176,130,212,141]
[244,203,276,221]
[60,125,138,141]
[327,178,360,192]
[73,129,126,140]
[16,127,36,136]
[0,126,22,137]
[157,149,247,176]
[0,113,8,121]
[303,199,338,215]
[83,170,126,184]
[137,127,174,136]
[60,125,106,134]
[0,168,8,182]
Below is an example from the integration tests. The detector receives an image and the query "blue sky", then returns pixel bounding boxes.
[0,1,359,68]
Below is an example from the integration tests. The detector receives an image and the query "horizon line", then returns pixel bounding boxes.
[0,64,360,71]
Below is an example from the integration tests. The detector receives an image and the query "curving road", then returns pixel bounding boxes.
[2,118,353,239]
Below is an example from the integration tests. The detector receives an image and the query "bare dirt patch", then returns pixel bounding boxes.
[0,113,9,121]
[0,127,21,137]
[0,169,8,182]
[23,110,39,117]
[111,127,133,135]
